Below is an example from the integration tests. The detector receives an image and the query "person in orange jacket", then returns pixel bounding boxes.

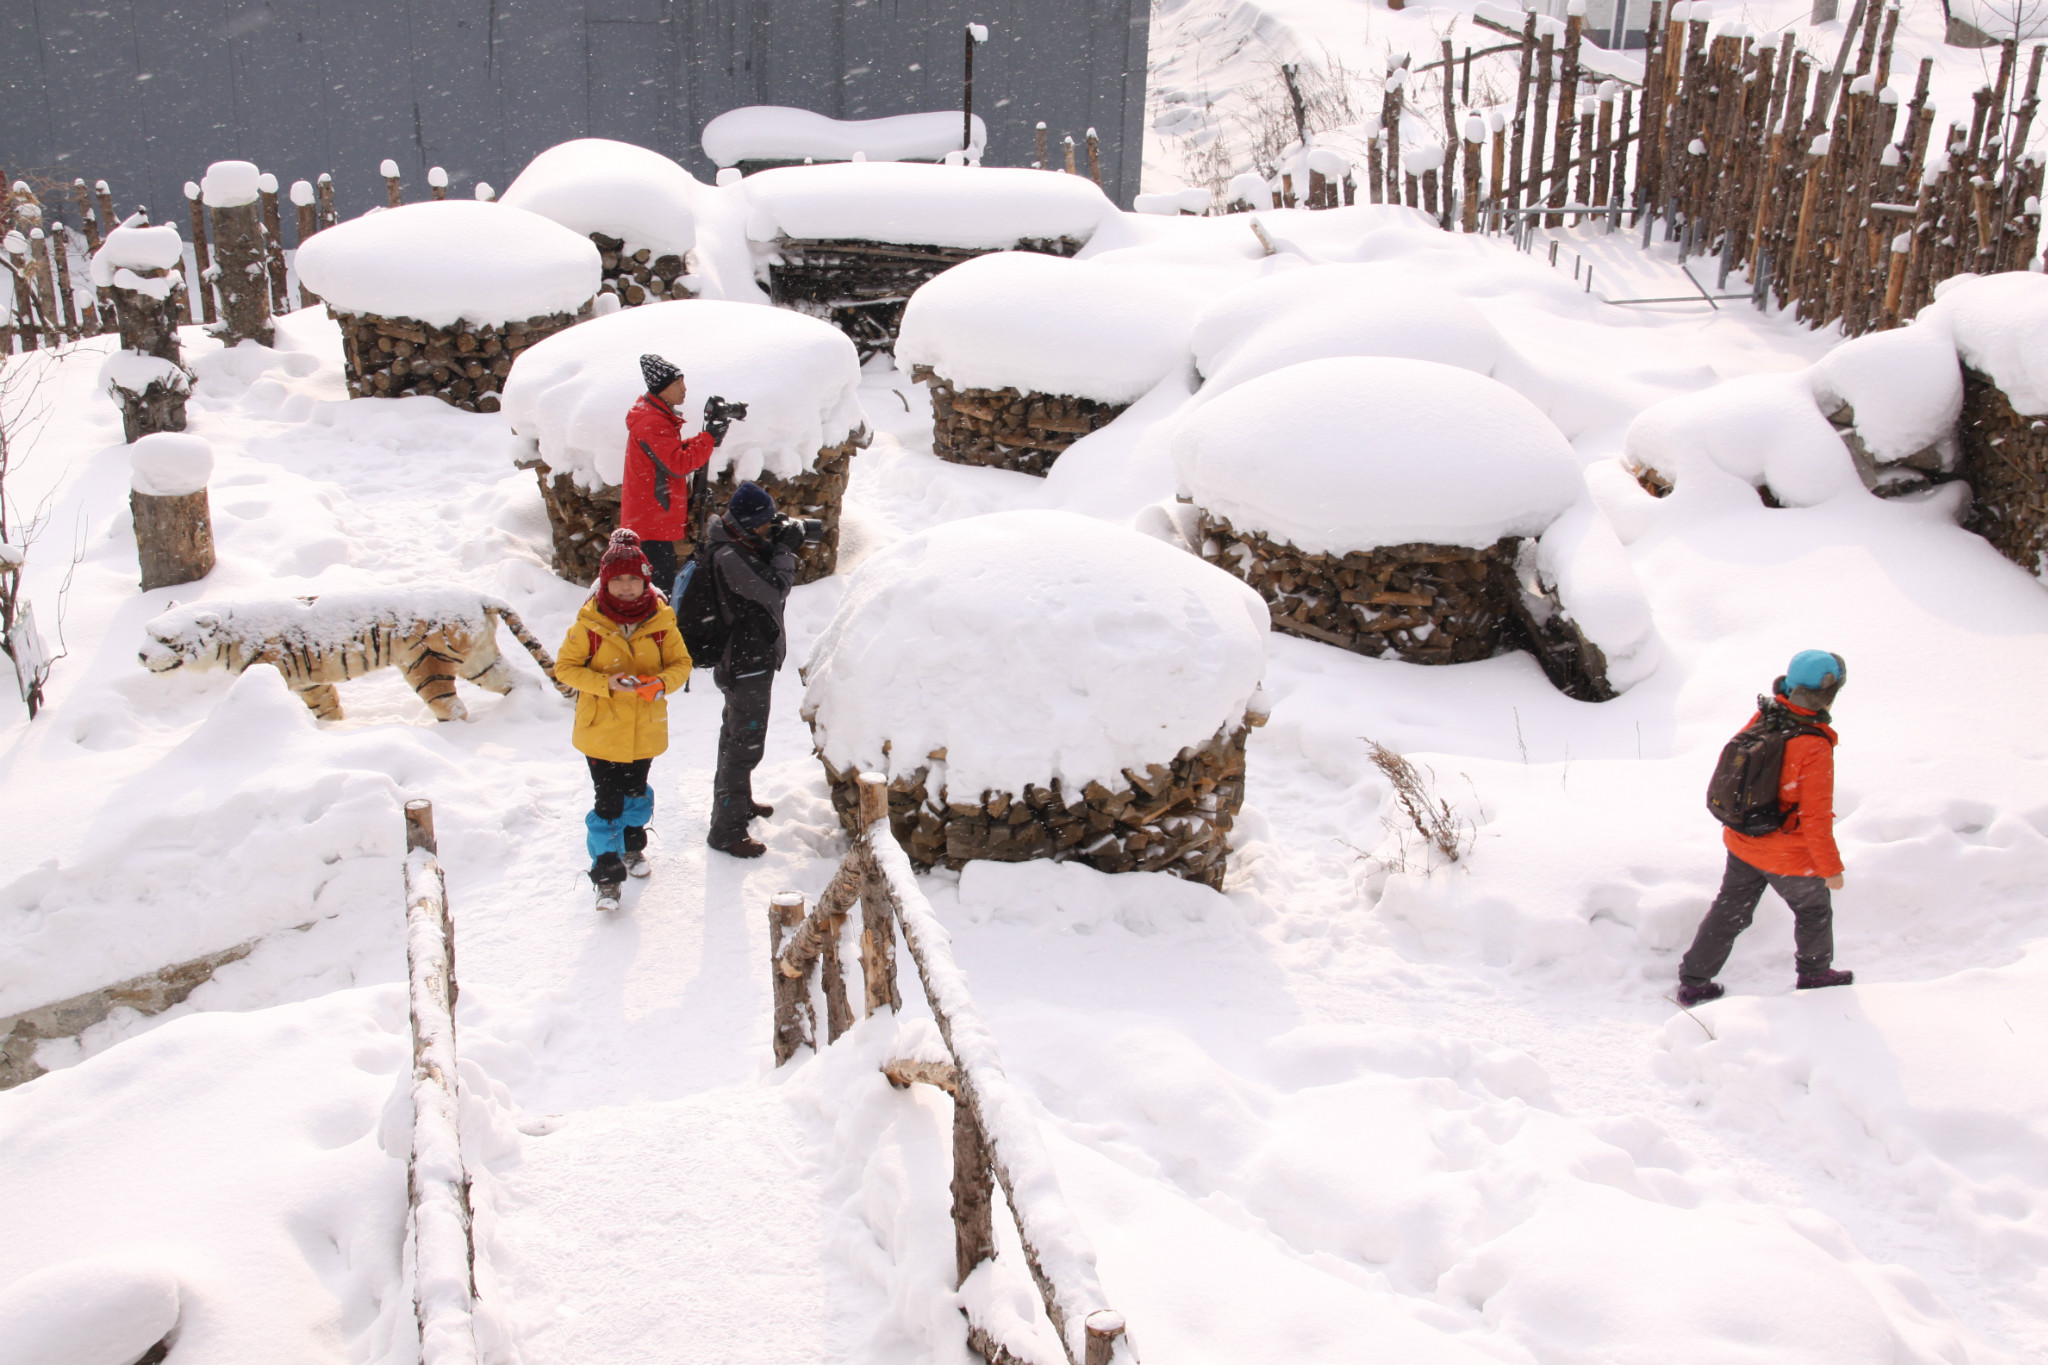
[624,354,717,598]
[1678,650,1853,1005]
[554,529,693,910]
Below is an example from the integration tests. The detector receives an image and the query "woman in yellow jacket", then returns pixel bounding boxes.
[555,529,693,909]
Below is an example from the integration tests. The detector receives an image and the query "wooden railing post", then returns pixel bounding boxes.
[768,893,812,1065]
[401,797,478,1365]
[952,1093,997,1287]
[855,772,900,1016]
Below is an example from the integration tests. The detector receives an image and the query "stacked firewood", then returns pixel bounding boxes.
[911,368,1127,476]
[1197,510,1514,664]
[814,718,1258,889]
[336,307,588,412]
[589,231,692,306]
[528,437,862,586]
[1958,367,2048,573]
[765,235,1082,361]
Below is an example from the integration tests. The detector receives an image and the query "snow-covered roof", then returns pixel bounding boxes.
[741,163,1114,249]
[1192,264,1505,397]
[1174,356,1582,554]
[895,252,1200,405]
[499,139,701,259]
[500,298,864,490]
[294,201,601,329]
[702,107,986,167]
[801,509,1269,799]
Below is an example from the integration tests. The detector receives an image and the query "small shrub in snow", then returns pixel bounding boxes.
[1362,739,1470,866]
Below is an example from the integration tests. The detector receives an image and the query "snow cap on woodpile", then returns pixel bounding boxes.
[802,509,1269,800]
[499,138,701,258]
[1174,356,1582,555]
[703,106,988,166]
[895,252,1201,406]
[1918,271,2048,414]
[294,200,600,329]
[1191,264,1508,399]
[0,1257,181,1365]
[741,162,1114,250]
[502,298,863,490]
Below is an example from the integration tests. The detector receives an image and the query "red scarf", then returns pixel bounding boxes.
[597,579,658,625]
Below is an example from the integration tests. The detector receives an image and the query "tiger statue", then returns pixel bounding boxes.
[138,591,574,721]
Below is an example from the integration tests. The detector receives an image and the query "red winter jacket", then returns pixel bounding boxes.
[1724,696,1843,879]
[621,393,715,541]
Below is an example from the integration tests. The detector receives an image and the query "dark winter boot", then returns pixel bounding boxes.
[752,802,775,818]
[1676,980,1725,1007]
[590,851,628,910]
[1796,967,1855,990]
[709,834,767,859]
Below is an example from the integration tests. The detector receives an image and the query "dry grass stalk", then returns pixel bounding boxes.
[1364,738,1468,863]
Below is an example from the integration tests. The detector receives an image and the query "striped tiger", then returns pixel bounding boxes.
[138,591,575,721]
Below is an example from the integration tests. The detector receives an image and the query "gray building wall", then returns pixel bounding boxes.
[0,0,1148,230]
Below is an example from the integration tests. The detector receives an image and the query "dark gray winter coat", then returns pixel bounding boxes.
[707,513,795,683]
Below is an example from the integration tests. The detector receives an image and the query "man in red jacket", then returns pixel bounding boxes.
[624,354,717,598]
[1678,650,1854,1006]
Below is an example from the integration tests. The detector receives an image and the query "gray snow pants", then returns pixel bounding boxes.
[1679,850,1835,985]
[709,669,774,843]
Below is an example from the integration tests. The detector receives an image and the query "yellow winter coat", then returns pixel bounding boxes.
[555,598,693,762]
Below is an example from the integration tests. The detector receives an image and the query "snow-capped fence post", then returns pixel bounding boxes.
[383,159,405,208]
[317,172,338,230]
[72,179,112,330]
[1086,127,1101,186]
[26,229,64,345]
[257,173,290,313]
[429,166,449,201]
[291,181,319,308]
[855,772,901,1017]
[201,162,274,347]
[130,434,216,590]
[767,859,864,1065]
[767,892,814,1063]
[401,797,480,1365]
[181,181,217,325]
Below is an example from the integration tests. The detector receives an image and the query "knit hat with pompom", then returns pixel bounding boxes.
[595,529,658,623]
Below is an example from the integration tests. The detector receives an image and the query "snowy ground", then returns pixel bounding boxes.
[6,6,2048,1357]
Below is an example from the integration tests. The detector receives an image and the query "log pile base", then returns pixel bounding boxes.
[815,721,1256,890]
[529,435,864,586]
[336,305,591,412]
[765,235,1083,362]
[1959,366,2048,575]
[590,231,693,306]
[913,367,1127,476]
[1196,509,1614,699]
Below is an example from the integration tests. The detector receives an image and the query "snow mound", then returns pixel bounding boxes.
[1174,357,1583,554]
[294,200,600,329]
[88,218,183,284]
[741,163,1114,249]
[802,509,1269,799]
[501,298,863,489]
[896,252,1200,405]
[1809,322,1962,463]
[703,107,986,166]
[0,1258,180,1365]
[1192,265,1505,397]
[1534,502,1660,693]
[499,139,701,258]
[128,433,214,496]
[1921,271,2048,415]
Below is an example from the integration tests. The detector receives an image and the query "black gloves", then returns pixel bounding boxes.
[772,516,808,553]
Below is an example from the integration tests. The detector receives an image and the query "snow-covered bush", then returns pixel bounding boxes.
[896,252,1200,475]
[801,509,1270,885]
[501,299,865,582]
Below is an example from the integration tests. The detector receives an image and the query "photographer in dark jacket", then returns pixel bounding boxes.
[704,481,811,857]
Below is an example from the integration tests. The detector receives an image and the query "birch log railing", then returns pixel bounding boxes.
[770,773,1133,1365]
[403,799,479,1365]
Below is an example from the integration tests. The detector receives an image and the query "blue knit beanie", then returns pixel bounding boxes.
[1782,650,1847,710]
[728,481,776,528]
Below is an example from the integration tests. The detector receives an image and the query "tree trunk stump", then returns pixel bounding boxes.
[208,200,274,346]
[132,488,216,590]
[108,270,191,443]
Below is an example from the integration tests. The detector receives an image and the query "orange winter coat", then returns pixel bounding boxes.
[1724,699,1842,879]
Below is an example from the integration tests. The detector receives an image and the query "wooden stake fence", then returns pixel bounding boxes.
[771,773,1133,1365]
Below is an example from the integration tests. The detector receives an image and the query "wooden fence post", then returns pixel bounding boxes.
[1085,1311,1128,1365]
[292,181,320,308]
[202,162,273,346]
[428,166,449,201]
[1063,135,1078,176]
[317,172,338,230]
[182,181,217,325]
[257,173,290,312]
[769,893,813,1064]
[1086,128,1101,186]
[855,772,900,1016]
[383,158,405,207]
[27,229,64,345]
[1462,115,1483,232]
[401,797,480,1365]
[1036,122,1048,170]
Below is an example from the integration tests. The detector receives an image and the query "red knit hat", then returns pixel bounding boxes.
[595,529,657,623]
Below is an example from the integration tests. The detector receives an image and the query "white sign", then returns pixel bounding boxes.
[8,601,49,704]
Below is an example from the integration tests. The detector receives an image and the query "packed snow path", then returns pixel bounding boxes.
[6,208,2048,1363]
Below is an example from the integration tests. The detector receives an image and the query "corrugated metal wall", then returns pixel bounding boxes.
[0,0,1148,227]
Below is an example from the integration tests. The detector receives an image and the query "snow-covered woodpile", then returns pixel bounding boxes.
[1176,356,1629,696]
[740,163,1114,358]
[296,200,600,412]
[1959,367,2048,572]
[897,251,1196,475]
[502,298,866,585]
[801,510,1270,887]
[499,139,699,308]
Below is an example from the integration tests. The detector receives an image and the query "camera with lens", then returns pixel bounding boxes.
[770,513,826,551]
[701,394,750,443]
